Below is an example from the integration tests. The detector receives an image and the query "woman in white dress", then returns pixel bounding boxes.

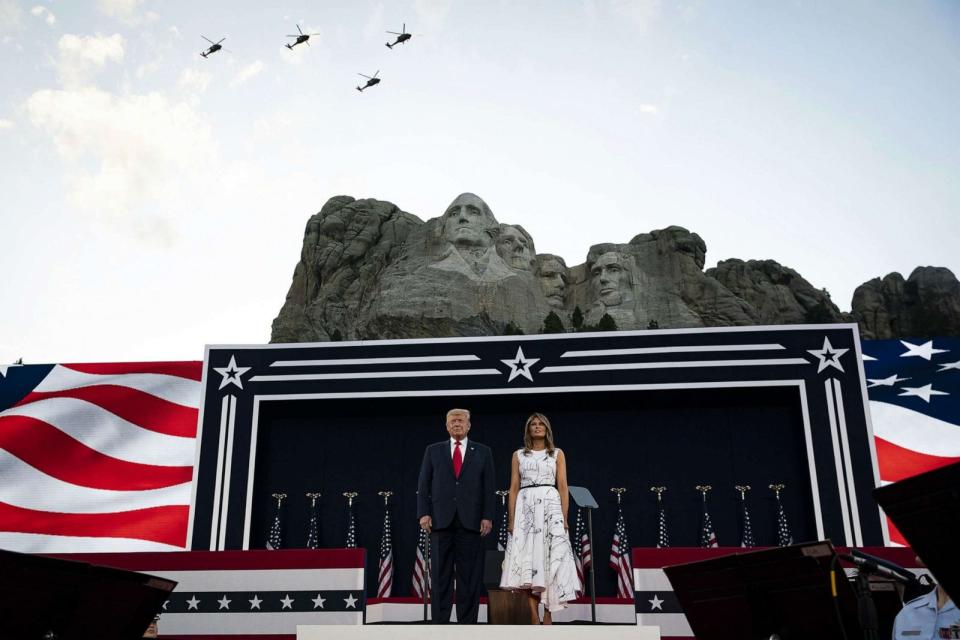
[500,413,581,624]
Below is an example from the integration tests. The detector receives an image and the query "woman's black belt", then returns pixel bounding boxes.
[519,484,555,490]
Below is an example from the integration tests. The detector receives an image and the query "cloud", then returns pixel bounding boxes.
[362,3,384,42]
[610,0,661,30]
[179,67,211,94]
[0,117,14,129]
[230,60,264,87]
[30,5,55,25]
[25,86,216,241]
[638,103,659,115]
[96,0,144,24]
[56,33,125,87]
[0,0,23,32]
[414,0,452,33]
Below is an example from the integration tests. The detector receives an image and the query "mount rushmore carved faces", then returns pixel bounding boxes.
[590,250,634,307]
[496,224,535,271]
[441,193,498,249]
[536,255,568,308]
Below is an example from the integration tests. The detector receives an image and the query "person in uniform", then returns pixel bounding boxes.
[892,582,959,639]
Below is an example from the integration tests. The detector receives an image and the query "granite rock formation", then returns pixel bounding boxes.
[271,193,959,342]
[851,267,960,339]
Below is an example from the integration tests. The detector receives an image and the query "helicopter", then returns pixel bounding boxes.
[356,70,381,92]
[200,36,226,58]
[385,23,411,49]
[286,24,320,49]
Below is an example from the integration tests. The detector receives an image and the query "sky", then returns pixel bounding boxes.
[1,0,958,363]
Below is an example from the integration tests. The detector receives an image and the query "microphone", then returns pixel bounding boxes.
[840,550,919,585]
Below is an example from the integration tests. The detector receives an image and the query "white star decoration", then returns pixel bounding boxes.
[648,594,664,610]
[312,593,326,609]
[807,337,849,374]
[867,374,910,388]
[938,359,960,372]
[500,346,540,382]
[217,595,231,610]
[214,355,251,390]
[900,340,948,361]
[280,594,295,610]
[249,595,263,610]
[186,595,200,610]
[898,383,949,403]
[344,593,358,608]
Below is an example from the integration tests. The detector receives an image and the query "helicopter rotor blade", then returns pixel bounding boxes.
[373,70,380,78]
[358,73,372,79]
[387,30,401,35]
[202,36,215,44]
[216,38,226,44]
[402,23,406,33]
[297,24,304,35]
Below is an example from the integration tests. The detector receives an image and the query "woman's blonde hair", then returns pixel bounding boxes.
[522,412,556,456]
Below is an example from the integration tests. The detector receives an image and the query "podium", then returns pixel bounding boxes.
[0,549,176,640]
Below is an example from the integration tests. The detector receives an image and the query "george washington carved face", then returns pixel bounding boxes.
[441,193,497,248]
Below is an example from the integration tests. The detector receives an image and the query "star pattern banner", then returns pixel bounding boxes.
[861,338,960,545]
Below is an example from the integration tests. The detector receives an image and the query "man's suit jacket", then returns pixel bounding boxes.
[417,440,495,531]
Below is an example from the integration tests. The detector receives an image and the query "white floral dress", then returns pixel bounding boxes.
[499,448,581,611]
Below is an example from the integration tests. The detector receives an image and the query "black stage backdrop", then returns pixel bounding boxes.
[249,386,815,599]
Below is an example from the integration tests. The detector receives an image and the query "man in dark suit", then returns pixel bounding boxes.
[417,408,495,624]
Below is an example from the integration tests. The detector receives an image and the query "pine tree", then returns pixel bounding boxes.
[597,313,618,332]
[542,311,565,334]
[647,319,659,330]
[571,306,584,331]
[330,329,343,342]
[504,321,525,335]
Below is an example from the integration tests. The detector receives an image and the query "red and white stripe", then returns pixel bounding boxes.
[411,532,429,599]
[0,362,201,552]
[870,401,960,545]
[378,551,394,598]
[609,537,632,598]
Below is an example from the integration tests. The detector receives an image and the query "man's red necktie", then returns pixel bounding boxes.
[453,441,463,478]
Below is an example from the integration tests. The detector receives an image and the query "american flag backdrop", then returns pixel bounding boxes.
[1,336,959,557]
[861,338,960,545]
[0,361,200,553]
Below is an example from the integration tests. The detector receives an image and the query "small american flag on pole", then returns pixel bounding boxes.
[376,491,394,598]
[411,527,430,600]
[608,489,632,598]
[572,508,584,594]
[697,485,718,548]
[771,484,793,547]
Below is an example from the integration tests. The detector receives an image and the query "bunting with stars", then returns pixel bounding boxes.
[55,548,366,634]
[862,338,960,545]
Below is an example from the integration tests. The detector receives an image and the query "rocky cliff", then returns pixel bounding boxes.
[271,194,959,342]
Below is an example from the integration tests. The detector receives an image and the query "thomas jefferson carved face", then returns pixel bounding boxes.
[441,193,496,248]
[496,225,534,271]
[536,256,567,307]
[591,251,633,307]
